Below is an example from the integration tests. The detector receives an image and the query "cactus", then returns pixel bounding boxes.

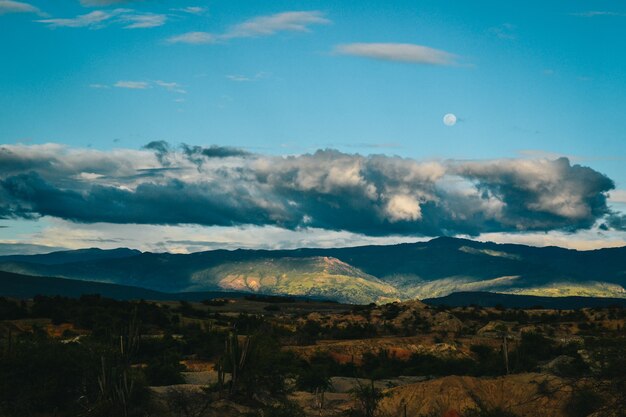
[219,328,251,396]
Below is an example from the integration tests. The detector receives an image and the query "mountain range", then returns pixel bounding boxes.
[0,237,625,304]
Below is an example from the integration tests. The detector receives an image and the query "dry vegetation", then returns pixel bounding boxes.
[1,294,625,417]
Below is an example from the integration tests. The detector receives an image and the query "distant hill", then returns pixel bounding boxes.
[0,247,141,265]
[423,291,626,309]
[0,270,252,301]
[0,237,625,303]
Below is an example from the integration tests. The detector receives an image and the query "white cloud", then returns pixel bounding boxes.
[114,80,150,89]
[223,10,330,39]
[37,8,166,29]
[609,190,626,204]
[93,80,186,93]
[155,80,186,94]
[80,0,128,6]
[167,31,216,44]
[571,11,626,18]
[122,13,167,29]
[167,11,329,44]
[334,43,458,66]
[15,218,424,253]
[385,195,422,222]
[172,6,206,15]
[226,72,269,82]
[37,9,120,28]
[475,230,626,251]
[0,0,40,15]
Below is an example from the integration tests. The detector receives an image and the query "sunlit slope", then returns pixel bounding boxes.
[189,256,399,304]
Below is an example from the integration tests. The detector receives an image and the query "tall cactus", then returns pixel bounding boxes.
[96,309,141,417]
[219,328,251,396]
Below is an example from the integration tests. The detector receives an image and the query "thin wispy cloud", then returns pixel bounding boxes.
[122,13,167,29]
[37,8,166,29]
[80,0,130,6]
[488,23,516,40]
[114,80,150,89]
[226,72,269,82]
[334,43,458,66]
[37,9,121,28]
[571,11,626,18]
[92,80,186,93]
[167,10,330,44]
[155,80,186,94]
[167,31,216,44]
[223,11,330,39]
[171,6,207,15]
[0,0,42,15]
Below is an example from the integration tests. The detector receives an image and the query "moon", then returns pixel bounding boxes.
[443,113,457,126]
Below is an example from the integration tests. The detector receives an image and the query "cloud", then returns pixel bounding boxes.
[226,72,269,82]
[167,31,215,44]
[121,13,166,29]
[13,219,425,253]
[171,6,206,15]
[334,43,458,66]
[167,10,329,44]
[222,10,330,39]
[571,11,626,18]
[0,0,41,15]
[92,80,186,93]
[37,8,166,29]
[37,10,118,28]
[155,80,186,93]
[114,80,150,89]
[80,0,130,6]
[609,190,626,204]
[488,23,516,40]
[0,242,67,256]
[602,212,626,231]
[0,144,616,238]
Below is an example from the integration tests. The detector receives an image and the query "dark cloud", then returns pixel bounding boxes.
[603,212,626,231]
[143,141,171,166]
[185,144,250,159]
[1,171,290,227]
[0,143,618,237]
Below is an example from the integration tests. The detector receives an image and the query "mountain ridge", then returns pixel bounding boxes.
[1,237,625,303]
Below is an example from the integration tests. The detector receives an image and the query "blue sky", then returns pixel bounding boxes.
[1,0,626,253]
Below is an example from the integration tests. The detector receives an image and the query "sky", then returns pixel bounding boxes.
[1,0,626,254]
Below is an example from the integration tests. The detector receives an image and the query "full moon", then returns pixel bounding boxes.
[443,113,457,126]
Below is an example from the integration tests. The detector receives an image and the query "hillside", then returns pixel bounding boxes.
[0,237,625,303]
[189,256,398,304]
[424,291,626,309]
[0,270,253,302]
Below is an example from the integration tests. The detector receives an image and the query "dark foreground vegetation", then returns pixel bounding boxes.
[1,294,625,417]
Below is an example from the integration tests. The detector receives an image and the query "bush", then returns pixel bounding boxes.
[144,349,186,386]
[564,386,604,417]
[464,407,520,417]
